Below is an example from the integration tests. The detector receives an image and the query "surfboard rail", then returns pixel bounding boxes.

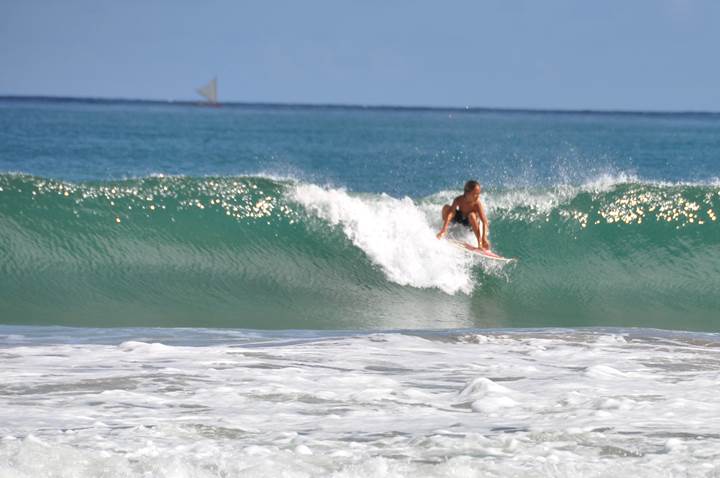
[448,239,516,262]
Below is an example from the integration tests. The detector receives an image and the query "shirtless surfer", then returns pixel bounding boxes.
[436,180,490,250]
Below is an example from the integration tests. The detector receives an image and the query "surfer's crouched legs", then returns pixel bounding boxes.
[467,211,483,247]
[441,204,452,221]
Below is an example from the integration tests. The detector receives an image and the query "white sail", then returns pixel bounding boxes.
[196,77,218,104]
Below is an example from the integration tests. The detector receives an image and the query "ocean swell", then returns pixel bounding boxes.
[1,173,719,330]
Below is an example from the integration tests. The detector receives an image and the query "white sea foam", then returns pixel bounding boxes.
[292,184,477,294]
[1,327,719,477]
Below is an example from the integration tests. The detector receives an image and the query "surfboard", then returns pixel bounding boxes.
[448,239,516,263]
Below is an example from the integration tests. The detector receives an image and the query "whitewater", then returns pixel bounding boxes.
[2,326,720,476]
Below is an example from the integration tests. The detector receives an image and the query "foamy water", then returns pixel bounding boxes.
[292,184,477,294]
[1,326,719,477]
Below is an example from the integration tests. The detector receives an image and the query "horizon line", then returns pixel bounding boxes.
[2,94,719,116]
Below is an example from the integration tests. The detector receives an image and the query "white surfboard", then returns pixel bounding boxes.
[448,239,516,263]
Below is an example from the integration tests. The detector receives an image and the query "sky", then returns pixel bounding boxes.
[1,0,719,111]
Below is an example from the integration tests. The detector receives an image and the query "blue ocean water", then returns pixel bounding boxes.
[3,99,720,194]
[1,98,720,331]
[2,98,720,476]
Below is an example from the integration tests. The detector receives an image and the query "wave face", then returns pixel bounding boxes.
[1,173,719,330]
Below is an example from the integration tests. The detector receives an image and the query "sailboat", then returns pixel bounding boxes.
[195,77,220,106]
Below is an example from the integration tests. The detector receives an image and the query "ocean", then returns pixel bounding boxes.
[1,98,719,476]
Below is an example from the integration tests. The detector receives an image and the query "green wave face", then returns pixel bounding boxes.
[482,182,720,330]
[1,174,719,331]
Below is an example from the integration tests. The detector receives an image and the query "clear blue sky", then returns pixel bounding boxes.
[2,0,719,110]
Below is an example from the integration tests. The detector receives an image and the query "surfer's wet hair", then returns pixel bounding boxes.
[464,180,480,194]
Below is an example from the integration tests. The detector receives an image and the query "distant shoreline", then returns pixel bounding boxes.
[1,94,719,117]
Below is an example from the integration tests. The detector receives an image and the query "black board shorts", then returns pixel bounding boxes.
[452,209,470,227]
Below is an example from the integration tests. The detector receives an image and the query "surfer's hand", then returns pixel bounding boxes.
[436,230,446,240]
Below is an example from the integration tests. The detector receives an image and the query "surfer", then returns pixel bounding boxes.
[436,180,490,250]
